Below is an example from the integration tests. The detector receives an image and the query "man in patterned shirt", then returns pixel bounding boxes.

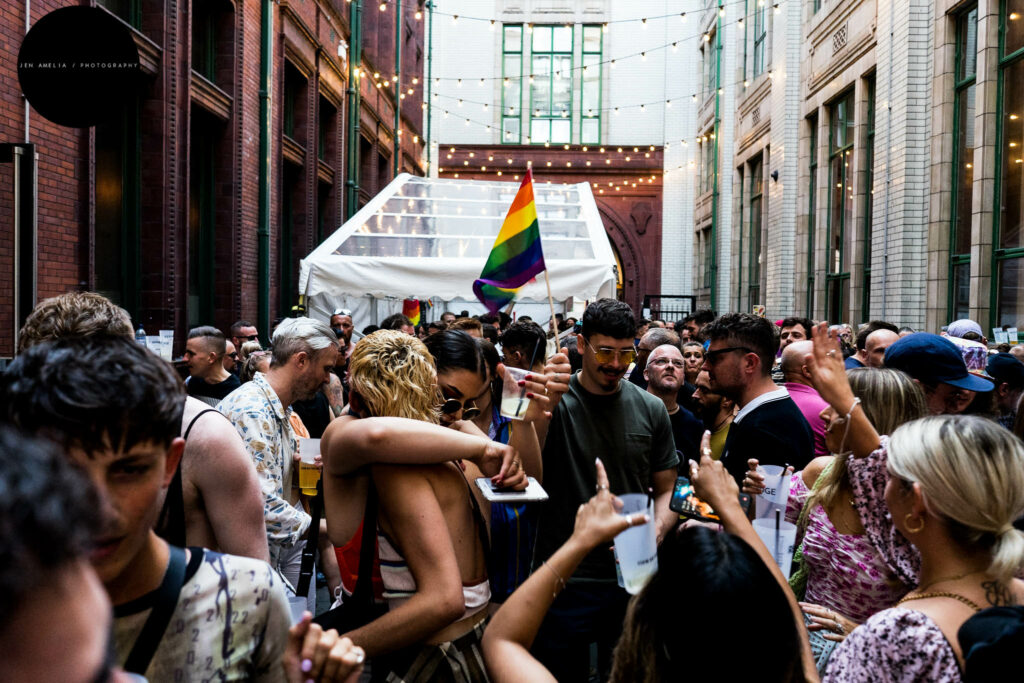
[0,336,291,680]
[218,317,339,603]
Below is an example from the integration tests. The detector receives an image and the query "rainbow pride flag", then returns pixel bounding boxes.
[402,299,420,326]
[473,169,546,313]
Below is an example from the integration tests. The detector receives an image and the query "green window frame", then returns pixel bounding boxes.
[581,25,602,145]
[701,36,717,102]
[749,156,764,307]
[807,116,818,317]
[826,89,855,324]
[753,2,767,77]
[529,25,573,145]
[813,0,822,14]
[992,1,1024,327]
[951,6,977,322]
[702,227,714,289]
[98,0,141,28]
[502,24,524,144]
[862,76,876,322]
[188,112,217,328]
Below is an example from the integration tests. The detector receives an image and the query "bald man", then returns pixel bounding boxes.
[864,329,901,369]
[781,340,829,456]
[644,344,703,462]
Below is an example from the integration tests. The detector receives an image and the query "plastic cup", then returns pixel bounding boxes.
[287,594,308,625]
[755,464,792,518]
[499,365,531,420]
[613,493,658,594]
[297,438,321,496]
[752,517,798,578]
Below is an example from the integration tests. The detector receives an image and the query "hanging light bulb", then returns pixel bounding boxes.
[414,9,421,19]
[379,1,386,11]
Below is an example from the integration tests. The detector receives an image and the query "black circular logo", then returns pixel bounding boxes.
[18,7,142,128]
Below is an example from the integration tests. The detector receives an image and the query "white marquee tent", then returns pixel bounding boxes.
[298,174,618,328]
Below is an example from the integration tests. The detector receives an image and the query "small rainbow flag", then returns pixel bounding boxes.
[402,298,421,326]
[473,169,546,313]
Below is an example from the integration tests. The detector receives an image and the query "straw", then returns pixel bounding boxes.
[774,508,781,565]
[513,337,543,418]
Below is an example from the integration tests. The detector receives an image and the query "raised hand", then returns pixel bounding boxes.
[570,458,647,551]
[805,322,857,412]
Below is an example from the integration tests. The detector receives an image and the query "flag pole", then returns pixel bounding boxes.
[544,270,558,338]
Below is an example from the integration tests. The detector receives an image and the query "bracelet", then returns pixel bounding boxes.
[541,560,566,598]
[844,397,862,420]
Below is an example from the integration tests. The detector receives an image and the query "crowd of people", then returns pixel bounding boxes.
[3,291,1024,682]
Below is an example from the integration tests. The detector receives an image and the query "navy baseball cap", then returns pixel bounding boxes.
[987,353,1024,389]
[884,333,994,392]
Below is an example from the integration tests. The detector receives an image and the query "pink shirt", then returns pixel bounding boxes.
[784,382,829,456]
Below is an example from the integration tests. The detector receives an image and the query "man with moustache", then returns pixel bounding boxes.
[530,299,678,683]
[690,368,735,460]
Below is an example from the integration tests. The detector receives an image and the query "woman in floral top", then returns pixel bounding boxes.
[802,324,1024,682]
[746,369,927,671]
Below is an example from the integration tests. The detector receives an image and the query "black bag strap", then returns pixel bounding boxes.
[296,482,324,598]
[158,408,221,547]
[124,545,189,674]
[184,408,221,439]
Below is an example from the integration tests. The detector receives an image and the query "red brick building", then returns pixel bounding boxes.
[0,0,425,357]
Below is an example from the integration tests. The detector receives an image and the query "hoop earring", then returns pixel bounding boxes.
[904,513,925,534]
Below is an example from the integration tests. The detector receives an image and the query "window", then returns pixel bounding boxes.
[749,156,764,307]
[813,0,822,14]
[98,0,140,28]
[702,227,714,289]
[530,25,573,144]
[951,6,977,321]
[502,24,523,144]
[826,90,855,323]
[94,96,141,318]
[283,63,306,141]
[581,25,602,145]
[862,76,876,321]
[753,1,767,77]
[189,109,218,327]
[995,2,1024,326]
[699,133,716,195]
[701,35,717,102]
[807,116,818,317]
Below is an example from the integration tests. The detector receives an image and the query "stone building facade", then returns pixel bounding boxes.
[702,0,1024,332]
[0,0,425,357]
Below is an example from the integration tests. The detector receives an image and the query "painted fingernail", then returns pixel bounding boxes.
[518,380,526,386]
[301,659,313,672]
[527,392,535,398]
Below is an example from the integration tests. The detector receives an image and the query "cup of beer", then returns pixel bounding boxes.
[499,366,531,420]
[297,438,321,496]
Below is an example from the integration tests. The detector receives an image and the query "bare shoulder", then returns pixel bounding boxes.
[801,456,834,488]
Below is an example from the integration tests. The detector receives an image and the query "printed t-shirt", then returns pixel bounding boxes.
[114,548,290,681]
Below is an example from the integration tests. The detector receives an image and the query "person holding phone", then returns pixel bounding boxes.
[483,445,816,682]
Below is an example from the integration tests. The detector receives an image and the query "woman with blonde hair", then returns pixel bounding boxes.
[321,330,528,681]
[800,324,1024,681]
[681,341,705,387]
[744,368,928,670]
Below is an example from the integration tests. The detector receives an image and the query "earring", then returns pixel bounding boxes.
[904,513,925,534]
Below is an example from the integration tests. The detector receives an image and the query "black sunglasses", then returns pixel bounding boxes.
[440,397,481,420]
[703,346,754,365]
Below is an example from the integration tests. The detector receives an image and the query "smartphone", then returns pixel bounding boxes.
[669,476,751,522]
[474,476,549,503]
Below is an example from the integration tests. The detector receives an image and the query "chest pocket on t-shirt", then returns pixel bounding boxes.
[623,433,652,487]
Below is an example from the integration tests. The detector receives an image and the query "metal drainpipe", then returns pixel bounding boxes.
[881,0,893,317]
[24,0,29,143]
[710,14,722,310]
[346,0,363,217]
[258,0,274,338]
[393,0,401,176]
[425,1,433,173]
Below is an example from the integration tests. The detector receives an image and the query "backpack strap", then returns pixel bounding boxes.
[123,545,191,674]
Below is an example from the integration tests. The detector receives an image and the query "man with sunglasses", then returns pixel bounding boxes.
[229,319,260,351]
[702,313,814,486]
[531,299,679,683]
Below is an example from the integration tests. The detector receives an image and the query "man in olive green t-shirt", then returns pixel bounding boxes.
[531,299,678,683]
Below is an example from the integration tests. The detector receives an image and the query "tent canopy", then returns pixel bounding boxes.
[299,174,617,325]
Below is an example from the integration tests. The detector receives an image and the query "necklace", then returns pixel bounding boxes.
[711,414,732,433]
[896,592,982,613]
[916,569,987,593]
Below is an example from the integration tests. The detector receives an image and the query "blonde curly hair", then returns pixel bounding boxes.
[348,330,439,423]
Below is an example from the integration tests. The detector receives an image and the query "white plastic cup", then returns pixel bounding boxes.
[499,365,531,420]
[287,594,308,625]
[755,464,792,518]
[613,493,658,594]
[752,517,798,578]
